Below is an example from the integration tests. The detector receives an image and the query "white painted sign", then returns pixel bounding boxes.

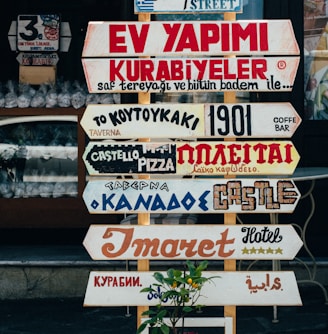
[82,178,301,214]
[135,0,243,13]
[83,271,302,306]
[82,21,299,57]
[17,14,60,52]
[9,21,72,52]
[82,141,300,176]
[82,57,300,93]
[80,103,301,139]
[83,224,303,260]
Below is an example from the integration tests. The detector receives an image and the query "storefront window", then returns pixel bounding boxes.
[304,0,328,120]
[0,115,78,198]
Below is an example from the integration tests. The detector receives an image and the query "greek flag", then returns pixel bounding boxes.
[136,0,156,11]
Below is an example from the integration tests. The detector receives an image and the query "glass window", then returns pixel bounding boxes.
[304,0,328,120]
[0,115,78,198]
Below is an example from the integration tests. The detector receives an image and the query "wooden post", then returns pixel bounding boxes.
[137,12,151,329]
[224,11,237,334]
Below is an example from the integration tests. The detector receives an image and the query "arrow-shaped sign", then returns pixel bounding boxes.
[16,53,59,66]
[82,141,300,176]
[82,20,299,57]
[83,224,303,260]
[83,271,302,306]
[82,56,300,93]
[82,178,301,214]
[80,103,301,139]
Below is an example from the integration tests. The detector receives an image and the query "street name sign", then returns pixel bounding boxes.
[82,57,300,93]
[82,178,301,214]
[82,141,300,176]
[83,224,303,260]
[80,103,301,139]
[134,0,243,13]
[82,20,299,57]
[83,271,302,306]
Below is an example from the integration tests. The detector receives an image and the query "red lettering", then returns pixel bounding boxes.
[284,143,293,163]
[224,59,236,79]
[259,22,269,51]
[268,143,283,164]
[109,24,126,53]
[216,229,235,258]
[175,24,199,52]
[228,144,242,164]
[192,59,207,80]
[109,59,125,80]
[128,24,149,53]
[253,143,267,163]
[163,23,181,52]
[200,23,220,51]
[252,59,267,79]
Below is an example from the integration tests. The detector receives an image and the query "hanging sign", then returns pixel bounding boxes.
[134,0,243,13]
[82,20,299,57]
[82,57,300,93]
[17,14,60,52]
[82,178,301,214]
[82,141,300,176]
[83,271,302,306]
[83,224,303,261]
[80,103,301,139]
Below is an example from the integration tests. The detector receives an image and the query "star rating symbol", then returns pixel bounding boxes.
[266,247,274,254]
[242,247,249,254]
[258,247,266,254]
[241,247,284,255]
[275,247,283,254]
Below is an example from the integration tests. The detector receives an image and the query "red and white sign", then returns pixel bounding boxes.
[83,271,302,306]
[82,21,299,57]
[83,224,303,260]
[82,178,301,214]
[82,140,300,176]
[82,57,300,93]
[80,103,301,139]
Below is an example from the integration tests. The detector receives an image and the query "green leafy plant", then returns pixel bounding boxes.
[136,260,219,334]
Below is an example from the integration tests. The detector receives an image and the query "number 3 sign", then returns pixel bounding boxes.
[17,14,60,52]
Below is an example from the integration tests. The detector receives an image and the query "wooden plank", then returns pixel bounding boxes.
[80,103,301,139]
[82,57,300,93]
[134,0,243,13]
[19,65,56,85]
[82,20,299,57]
[83,271,302,306]
[82,141,300,176]
[82,178,301,214]
[83,224,303,260]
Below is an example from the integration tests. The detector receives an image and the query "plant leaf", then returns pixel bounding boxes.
[153,272,164,283]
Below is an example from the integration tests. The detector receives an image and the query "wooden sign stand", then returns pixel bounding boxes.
[135,10,239,334]
[223,11,237,334]
[137,12,151,329]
